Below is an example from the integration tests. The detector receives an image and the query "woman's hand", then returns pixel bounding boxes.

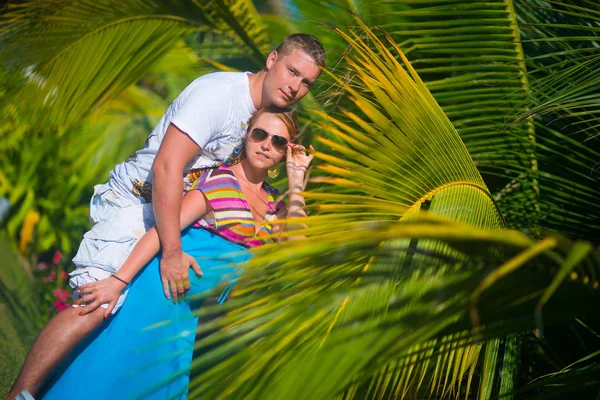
[286,144,314,191]
[76,276,127,318]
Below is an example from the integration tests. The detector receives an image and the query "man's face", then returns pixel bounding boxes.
[263,48,321,108]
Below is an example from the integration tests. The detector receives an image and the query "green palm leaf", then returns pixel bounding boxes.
[0,0,270,129]
[283,0,539,232]
[2,1,599,398]
[183,18,518,399]
[514,0,600,136]
[506,0,600,239]
[186,217,599,399]
[0,0,272,254]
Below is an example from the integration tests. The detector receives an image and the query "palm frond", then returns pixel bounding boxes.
[183,19,520,399]
[284,0,539,232]
[0,0,273,254]
[533,123,600,239]
[184,212,600,399]
[182,16,600,399]
[497,0,600,240]
[202,0,271,64]
[514,0,600,137]
[0,0,270,129]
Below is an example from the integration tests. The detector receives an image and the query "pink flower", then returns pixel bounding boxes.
[52,250,63,265]
[61,271,68,280]
[53,289,69,302]
[43,270,56,283]
[54,300,69,312]
[37,262,49,270]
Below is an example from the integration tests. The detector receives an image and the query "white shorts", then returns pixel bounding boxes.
[70,183,155,314]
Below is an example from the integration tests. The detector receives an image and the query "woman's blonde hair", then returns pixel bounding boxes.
[247,107,298,142]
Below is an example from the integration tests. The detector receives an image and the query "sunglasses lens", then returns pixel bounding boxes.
[250,128,268,142]
[249,128,288,153]
[272,136,288,152]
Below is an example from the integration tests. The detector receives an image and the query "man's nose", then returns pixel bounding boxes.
[288,78,301,93]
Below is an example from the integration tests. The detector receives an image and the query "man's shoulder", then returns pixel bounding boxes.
[187,71,248,93]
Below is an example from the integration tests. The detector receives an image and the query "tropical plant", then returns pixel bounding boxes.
[183,18,600,399]
[1,0,599,399]
[0,233,41,397]
[0,0,271,257]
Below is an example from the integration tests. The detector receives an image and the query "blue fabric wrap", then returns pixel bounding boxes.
[41,227,249,399]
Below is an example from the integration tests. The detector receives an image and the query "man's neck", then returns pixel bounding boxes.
[247,70,267,110]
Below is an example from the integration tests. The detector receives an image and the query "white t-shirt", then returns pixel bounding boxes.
[107,71,256,204]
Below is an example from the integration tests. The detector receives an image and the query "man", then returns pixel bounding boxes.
[8,33,324,399]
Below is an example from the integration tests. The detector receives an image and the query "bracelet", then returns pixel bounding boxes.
[111,274,129,285]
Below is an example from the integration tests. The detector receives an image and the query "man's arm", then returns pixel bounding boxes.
[77,190,209,316]
[152,123,201,302]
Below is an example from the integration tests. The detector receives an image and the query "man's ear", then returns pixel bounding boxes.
[265,50,278,70]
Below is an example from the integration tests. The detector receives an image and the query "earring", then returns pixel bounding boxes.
[268,164,280,178]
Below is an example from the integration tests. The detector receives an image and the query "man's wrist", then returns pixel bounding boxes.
[162,245,182,258]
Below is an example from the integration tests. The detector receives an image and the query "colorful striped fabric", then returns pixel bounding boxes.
[189,166,284,248]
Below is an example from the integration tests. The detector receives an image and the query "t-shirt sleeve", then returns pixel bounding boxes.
[170,81,232,149]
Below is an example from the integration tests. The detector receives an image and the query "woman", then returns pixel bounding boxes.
[37,107,313,399]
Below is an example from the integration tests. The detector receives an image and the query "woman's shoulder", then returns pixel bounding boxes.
[192,165,237,190]
[210,165,236,178]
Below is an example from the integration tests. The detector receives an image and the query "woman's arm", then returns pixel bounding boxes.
[272,144,313,241]
[77,190,209,316]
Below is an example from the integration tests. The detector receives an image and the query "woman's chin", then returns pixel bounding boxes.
[246,157,274,172]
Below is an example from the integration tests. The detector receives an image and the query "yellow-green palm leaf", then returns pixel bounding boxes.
[185,18,514,399]
[0,0,269,129]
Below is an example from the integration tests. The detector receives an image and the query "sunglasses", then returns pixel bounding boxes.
[248,128,289,153]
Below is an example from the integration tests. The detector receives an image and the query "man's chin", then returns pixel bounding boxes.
[274,98,291,108]
[277,94,298,107]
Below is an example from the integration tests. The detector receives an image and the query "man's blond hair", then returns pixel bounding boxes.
[275,34,326,68]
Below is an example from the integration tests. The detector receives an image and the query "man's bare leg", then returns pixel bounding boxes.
[7,306,105,399]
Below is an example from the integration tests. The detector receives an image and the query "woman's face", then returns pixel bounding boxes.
[244,113,291,170]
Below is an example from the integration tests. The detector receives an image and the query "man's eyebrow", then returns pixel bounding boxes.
[290,65,315,84]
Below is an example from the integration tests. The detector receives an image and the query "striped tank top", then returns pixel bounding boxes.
[190,165,284,248]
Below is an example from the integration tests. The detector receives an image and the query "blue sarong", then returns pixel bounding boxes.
[40,227,248,399]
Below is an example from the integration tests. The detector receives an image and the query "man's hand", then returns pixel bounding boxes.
[76,276,127,318]
[160,251,202,303]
